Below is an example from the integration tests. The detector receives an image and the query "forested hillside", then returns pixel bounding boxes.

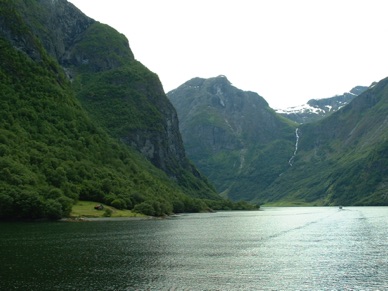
[0,0,256,220]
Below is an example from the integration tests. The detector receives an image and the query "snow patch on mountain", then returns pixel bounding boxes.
[275,103,325,114]
[275,86,369,124]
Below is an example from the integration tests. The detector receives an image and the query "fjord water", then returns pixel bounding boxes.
[1,207,387,290]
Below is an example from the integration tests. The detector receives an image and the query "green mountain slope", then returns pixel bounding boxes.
[12,0,218,199]
[0,35,184,219]
[0,0,243,220]
[264,78,388,206]
[168,76,297,201]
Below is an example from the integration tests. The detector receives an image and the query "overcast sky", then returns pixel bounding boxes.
[68,0,388,109]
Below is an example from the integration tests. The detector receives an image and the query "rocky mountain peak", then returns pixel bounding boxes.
[26,0,95,61]
[12,0,134,74]
[167,76,296,199]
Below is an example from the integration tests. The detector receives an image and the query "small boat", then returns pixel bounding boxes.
[339,206,343,210]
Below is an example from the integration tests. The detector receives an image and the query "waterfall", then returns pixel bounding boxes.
[288,128,299,166]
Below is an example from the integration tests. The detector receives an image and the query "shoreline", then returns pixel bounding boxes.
[60,216,155,222]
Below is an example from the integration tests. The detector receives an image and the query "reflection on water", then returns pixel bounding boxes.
[0,207,387,290]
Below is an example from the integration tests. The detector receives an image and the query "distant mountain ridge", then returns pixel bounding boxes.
[276,86,369,123]
[169,76,388,206]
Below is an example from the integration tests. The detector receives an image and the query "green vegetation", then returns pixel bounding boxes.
[70,22,134,71]
[74,63,165,136]
[0,36,202,220]
[70,201,144,218]
[204,199,260,211]
[262,201,318,207]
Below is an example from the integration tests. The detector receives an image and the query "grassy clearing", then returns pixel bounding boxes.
[70,201,145,218]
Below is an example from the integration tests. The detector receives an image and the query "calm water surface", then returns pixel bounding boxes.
[0,207,387,290]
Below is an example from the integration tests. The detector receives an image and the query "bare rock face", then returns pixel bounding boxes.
[36,0,95,62]
[122,79,190,177]
[17,0,133,72]
[0,0,93,62]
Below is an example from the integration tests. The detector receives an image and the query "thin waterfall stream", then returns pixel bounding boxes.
[288,128,299,166]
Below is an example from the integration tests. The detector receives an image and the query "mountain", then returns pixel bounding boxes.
[264,79,388,206]
[0,0,243,220]
[167,76,297,201]
[169,76,388,206]
[276,86,369,123]
[10,0,216,196]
